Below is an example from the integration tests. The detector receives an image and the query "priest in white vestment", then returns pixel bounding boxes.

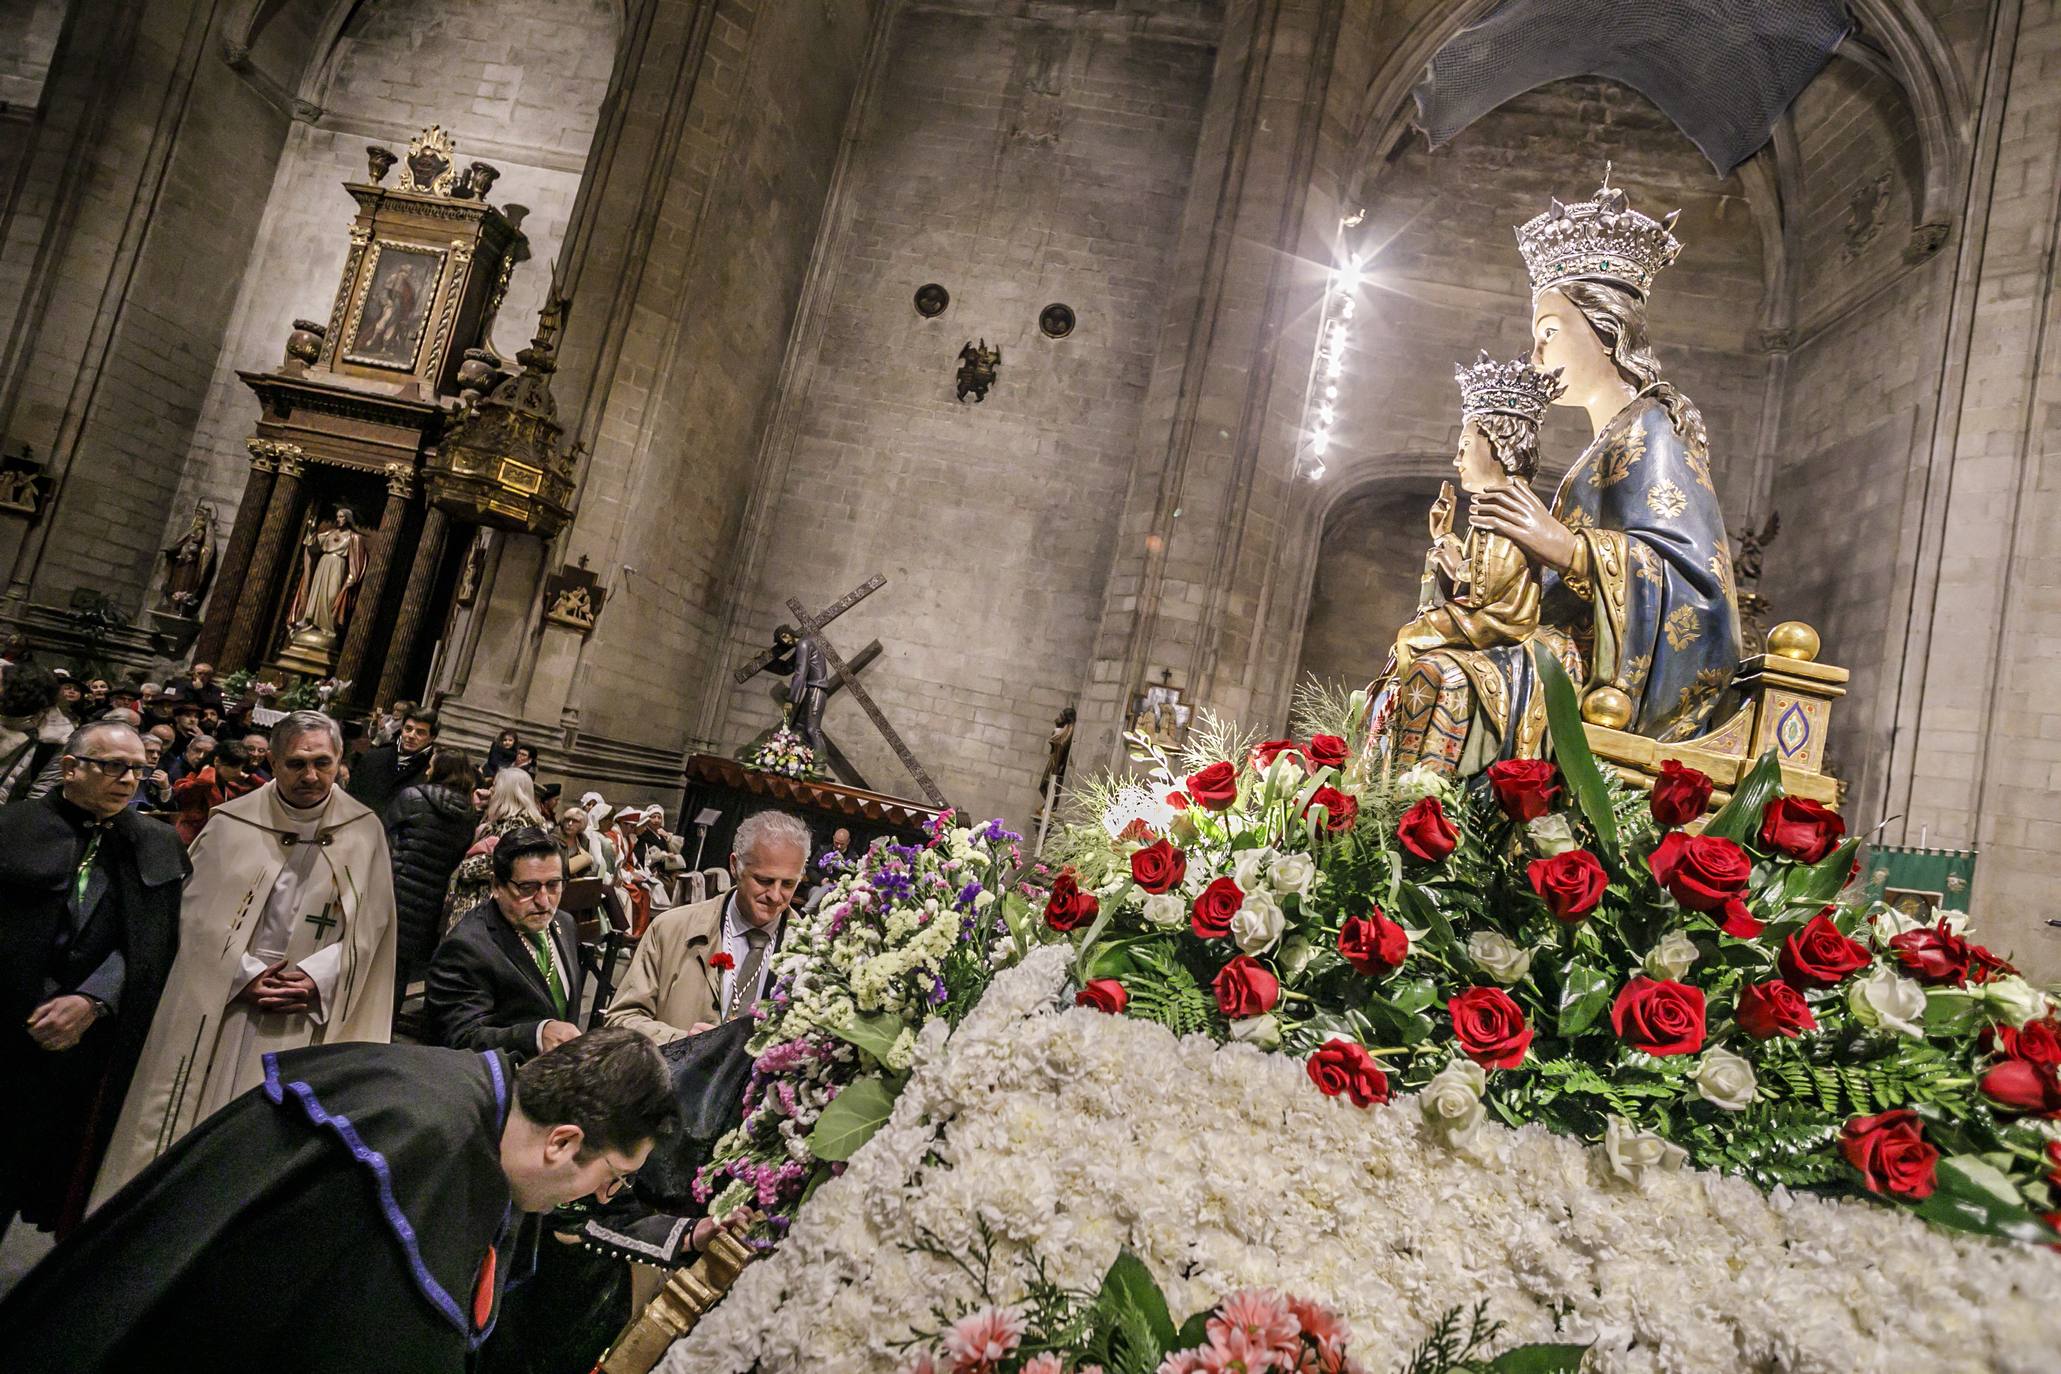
[92,710,397,1205]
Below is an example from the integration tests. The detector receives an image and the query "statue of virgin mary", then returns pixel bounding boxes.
[1383,171,1743,774]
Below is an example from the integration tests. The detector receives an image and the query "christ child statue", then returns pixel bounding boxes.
[1387,353,1565,679]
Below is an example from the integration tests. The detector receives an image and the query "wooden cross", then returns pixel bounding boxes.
[731,574,885,683]
[303,905,339,939]
[783,584,946,808]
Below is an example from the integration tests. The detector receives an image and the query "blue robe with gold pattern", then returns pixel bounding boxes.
[1540,386,1742,741]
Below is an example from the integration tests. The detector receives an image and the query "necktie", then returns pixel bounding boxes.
[527,930,567,1018]
[71,828,104,908]
[727,927,771,1020]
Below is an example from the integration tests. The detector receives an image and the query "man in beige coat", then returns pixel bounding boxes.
[605,808,810,1043]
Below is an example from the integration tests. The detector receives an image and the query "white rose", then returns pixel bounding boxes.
[1526,812,1578,857]
[1467,930,1533,985]
[1602,1116,1688,1188]
[1979,976,2052,1028]
[1231,848,1272,893]
[1848,967,1928,1038]
[1394,765,1444,802]
[1643,930,1700,983]
[1141,892,1188,929]
[1693,1045,1757,1112]
[1268,852,1319,898]
[1228,1013,1281,1049]
[1419,1058,1487,1146]
[1230,890,1285,954]
[1263,753,1306,798]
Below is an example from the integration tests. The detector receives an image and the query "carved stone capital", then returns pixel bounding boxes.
[383,462,417,498]
[291,98,323,124]
[1756,328,1795,355]
[246,438,305,474]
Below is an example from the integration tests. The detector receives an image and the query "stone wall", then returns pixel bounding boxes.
[0,0,66,108]
[1294,480,1443,692]
[707,1,1219,824]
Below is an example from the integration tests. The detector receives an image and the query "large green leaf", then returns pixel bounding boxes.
[1096,1250,1176,1354]
[1780,837,1860,906]
[1702,749,1783,844]
[1394,881,1455,951]
[1911,1157,2061,1245]
[1173,1311,1212,1353]
[805,1074,900,1162]
[1556,960,1613,1038]
[1531,644,1619,857]
[827,1009,905,1063]
[1072,880,1129,983]
[1489,1343,1593,1373]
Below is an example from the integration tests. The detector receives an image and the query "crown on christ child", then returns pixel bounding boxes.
[1454,352,1564,427]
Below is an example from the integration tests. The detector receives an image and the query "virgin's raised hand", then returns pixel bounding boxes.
[1468,483,1578,572]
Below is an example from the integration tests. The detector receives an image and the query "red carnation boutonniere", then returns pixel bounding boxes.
[709,952,736,971]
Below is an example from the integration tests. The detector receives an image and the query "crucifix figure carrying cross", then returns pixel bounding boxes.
[732,574,946,807]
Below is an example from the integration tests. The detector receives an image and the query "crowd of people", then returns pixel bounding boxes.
[0,652,832,1373]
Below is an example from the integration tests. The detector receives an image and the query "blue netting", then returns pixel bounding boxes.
[1413,0,1851,175]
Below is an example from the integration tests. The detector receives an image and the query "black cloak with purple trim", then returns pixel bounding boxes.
[0,1042,530,1374]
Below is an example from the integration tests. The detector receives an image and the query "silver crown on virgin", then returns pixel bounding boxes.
[1515,163,1682,299]
[1455,351,1564,426]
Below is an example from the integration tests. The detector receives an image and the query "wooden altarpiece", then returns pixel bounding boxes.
[197,126,571,707]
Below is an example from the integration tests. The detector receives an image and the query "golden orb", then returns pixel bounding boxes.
[1581,684,1634,729]
[1767,621,1821,662]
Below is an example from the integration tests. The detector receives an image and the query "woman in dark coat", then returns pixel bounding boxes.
[384,748,479,1001]
[482,728,520,778]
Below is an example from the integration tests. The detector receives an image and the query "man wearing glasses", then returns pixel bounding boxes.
[425,827,586,1060]
[0,721,185,1241]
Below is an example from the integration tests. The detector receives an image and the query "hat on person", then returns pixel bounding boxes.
[580,789,605,811]
[537,782,563,804]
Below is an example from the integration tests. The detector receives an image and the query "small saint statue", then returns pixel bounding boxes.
[286,506,369,641]
[1383,353,1563,711]
[158,502,217,616]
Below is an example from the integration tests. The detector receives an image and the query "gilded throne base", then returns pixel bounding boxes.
[1579,619,1846,809]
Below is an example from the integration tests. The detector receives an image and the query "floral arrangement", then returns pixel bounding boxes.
[893,1235,1579,1374]
[659,947,2061,1374]
[692,814,1036,1241]
[1048,657,2061,1246]
[746,724,820,780]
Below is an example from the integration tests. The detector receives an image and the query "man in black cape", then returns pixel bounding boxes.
[0,1027,677,1374]
[0,719,183,1240]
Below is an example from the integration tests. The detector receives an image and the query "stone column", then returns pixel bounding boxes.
[218,447,305,671]
[375,503,451,709]
[192,439,283,665]
[336,463,417,702]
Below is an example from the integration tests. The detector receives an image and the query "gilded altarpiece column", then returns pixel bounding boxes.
[192,439,283,664]
[334,463,419,691]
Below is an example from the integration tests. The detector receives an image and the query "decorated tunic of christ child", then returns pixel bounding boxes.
[1390,354,1565,680]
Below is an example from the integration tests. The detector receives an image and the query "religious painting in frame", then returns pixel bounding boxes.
[1125,682,1190,752]
[345,242,445,371]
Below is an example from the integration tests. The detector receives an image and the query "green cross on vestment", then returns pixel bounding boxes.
[303,906,339,938]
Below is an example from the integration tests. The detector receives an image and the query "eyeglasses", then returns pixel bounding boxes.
[507,879,566,900]
[73,757,144,779]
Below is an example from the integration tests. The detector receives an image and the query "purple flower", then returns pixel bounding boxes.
[955,880,983,911]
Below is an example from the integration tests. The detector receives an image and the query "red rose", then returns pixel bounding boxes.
[1779,913,1873,989]
[1076,979,1128,1014]
[1337,910,1409,977]
[1609,977,1708,1056]
[1397,796,1458,862]
[1526,849,1608,922]
[1190,876,1244,939]
[1165,789,1190,812]
[2046,1139,2061,1189]
[1306,734,1349,770]
[1647,832,1750,912]
[1448,987,1533,1069]
[1980,1059,2061,1116]
[1250,739,1302,771]
[1996,1017,2061,1070]
[709,951,736,972]
[1129,839,1187,895]
[1968,943,2016,984]
[1719,897,1765,939]
[1887,926,1972,986]
[1116,817,1155,844]
[1304,785,1358,833]
[1306,1040,1390,1108]
[1650,759,1714,828]
[1186,761,1239,811]
[1759,796,1846,864]
[1043,869,1100,933]
[1486,759,1560,822]
[1736,979,1817,1040]
[1212,955,1279,1018]
[1840,1109,1939,1200]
